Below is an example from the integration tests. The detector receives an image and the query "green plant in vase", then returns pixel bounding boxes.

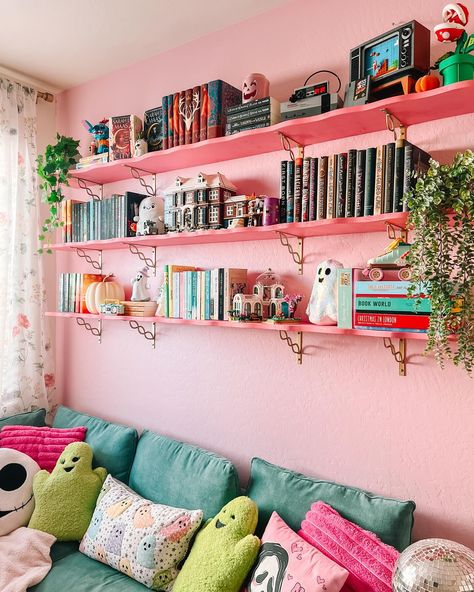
[405,150,474,373]
[37,133,80,253]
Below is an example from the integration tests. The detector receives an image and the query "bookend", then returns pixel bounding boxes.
[128,320,156,349]
[76,177,103,201]
[76,317,102,343]
[75,248,103,272]
[279,330,303,364]
[383,337,407,376]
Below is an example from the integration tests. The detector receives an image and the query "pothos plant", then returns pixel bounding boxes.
[406,150,474,373]
[37,133,80,253]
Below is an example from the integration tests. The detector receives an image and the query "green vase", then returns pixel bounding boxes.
[439,53,474,85]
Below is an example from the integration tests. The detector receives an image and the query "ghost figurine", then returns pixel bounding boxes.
[131,267,151,302]
[134,195,165,236]
[242,73,270,103]
[306,259,344,325]
[134,136,148,157]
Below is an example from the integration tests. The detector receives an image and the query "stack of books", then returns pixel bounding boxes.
[279,140,431,223]
[161,266,247,321]
[75,153,108,170]
[122,301,158,317]
[60,192,146,242]
[58,273,103,314]
[225,97,280,136]
[337,269,431,332]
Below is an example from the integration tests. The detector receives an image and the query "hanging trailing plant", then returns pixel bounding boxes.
[37,133,80,253]
[406,150,474,373]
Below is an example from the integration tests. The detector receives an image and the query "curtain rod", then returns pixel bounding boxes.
[37,91,54,103]
[0,65,58,101]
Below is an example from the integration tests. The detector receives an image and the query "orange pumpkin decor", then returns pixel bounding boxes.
[85,274,125,314]
[415,73,441,93]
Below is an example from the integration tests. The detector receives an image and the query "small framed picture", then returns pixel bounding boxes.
[344,76,371,107]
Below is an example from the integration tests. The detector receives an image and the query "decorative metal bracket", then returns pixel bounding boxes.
[75,248,102,272]
[383,337,406,376]
[76,178,103,201]
[127,244,157,275]
[129,320,156,348]
[385,221,408,243]
[276,231,304,274]
[76,317,102,343]
[279,132,304,162]
[381,108,407,142]
[124,165,157,197]
[279,330,303,364]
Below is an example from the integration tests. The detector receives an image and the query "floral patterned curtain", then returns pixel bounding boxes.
[0,78,55,418]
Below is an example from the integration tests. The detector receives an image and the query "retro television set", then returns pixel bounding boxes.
[350,21,431,87]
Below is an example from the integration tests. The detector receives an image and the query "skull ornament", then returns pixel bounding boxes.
[0,448,40,536]
[242,73,270,103]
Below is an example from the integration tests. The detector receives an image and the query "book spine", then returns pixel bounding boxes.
[326,155,336,218]
[167,94,174,148]
[207,80,222,139]
[337,268,353,328]
[210,269,219,320]
[403,144,431,212]
[345,149,357,218]
[317,156,328,220]
[191,271,198,319]
[355,281,410,295]
[301,157,311,222]
[355,296,432,314]
[163,265,170,318]
[192,86,201,144]
[308,157,318,221]
[226,104,273,123]
[336,153,347,218]
[286,160,295,223]
[354,150,366,217]
[179,273,185,319]
[226,113,272,130]
[374,145,385,215]
[353,312,429,331]
[225,122,271,135]
[393,139,406,212]
[204,270,211,320]
[200,271,206,320]
[66,199,72,242]
[179,90,186,145]
[279,160,288,223]
[161,96,168,150]
[88,201,93,241]
[293,157,303,223]
[227,96,271,115]
[199,84,208,142]
[172,273,180,319]
[183,88,192,145]
[172,93,179,148]
[58,273,64,312]
[218,268,225,321]
[363,147,376,216]
[383,142,395,214]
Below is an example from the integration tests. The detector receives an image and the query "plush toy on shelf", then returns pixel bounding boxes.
[306,259,344,325]
[133,194,165,236]
[82,119,109,155]
[131,267,151,302]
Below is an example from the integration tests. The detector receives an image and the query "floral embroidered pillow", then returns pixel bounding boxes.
[80,475,203,591]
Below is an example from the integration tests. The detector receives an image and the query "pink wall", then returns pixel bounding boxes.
[55,0,474,547]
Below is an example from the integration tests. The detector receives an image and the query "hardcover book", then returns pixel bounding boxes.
[192,85,201,144]
[326,154,336,218]
[279,160,288,223]
[355,296,432,314]
[363,147,376,216]
[200,84,209,142]
[402,143,431,211]
[354,312,429,331]
[301,157,311,222]
[179,90,186,146]
[336,153,347,218]
[286,160,295,223]
[293,157,303,223]
[345,149,357,218]
[144,107,163,152]
[168,94,174,148]
[172,93,179,148]
[337,268,354,328]
[207,79,241,139]
[109,115,142,161]
[383,142,395,213]
[374,145,386,215]
[226,96,271,115]
[309,157,318,221]
[161,96,169,151]
[354,149,366,217]
[392,139,406,212]
[317,156,328,220]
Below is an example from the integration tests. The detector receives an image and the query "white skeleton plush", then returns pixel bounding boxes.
[134,195,164,236]
[306,259,343,325]
[131,267,151,302]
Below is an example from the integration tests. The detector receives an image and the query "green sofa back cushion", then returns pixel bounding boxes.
[246,457,415,552]
[53,406,138,483]
[129,430,240,520]
[0,408,46,427]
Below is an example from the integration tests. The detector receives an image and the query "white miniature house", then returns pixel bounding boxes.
[232,269,286,319]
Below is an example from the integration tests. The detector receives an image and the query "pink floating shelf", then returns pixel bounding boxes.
[45,311,431,341]
[48,212,409,252]
[68,81,474,185]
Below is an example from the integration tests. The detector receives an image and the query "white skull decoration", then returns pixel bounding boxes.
[0,448,40,536]
[133,195,165,236]
[306,259,344,325]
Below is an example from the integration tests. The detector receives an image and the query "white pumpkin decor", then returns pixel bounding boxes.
[306,259,344,325]
[85,275,125,314]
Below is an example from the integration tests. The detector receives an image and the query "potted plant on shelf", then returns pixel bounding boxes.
[37,133,80,253]
[405,150,474,373]
[433,2,474,85]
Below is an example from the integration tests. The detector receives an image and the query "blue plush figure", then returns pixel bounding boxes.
[88,509,103,540]
[136,534,156,569]
[82,119,109,154]
[105,522,125,555]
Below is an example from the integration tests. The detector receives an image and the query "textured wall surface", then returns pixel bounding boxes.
[55,0,474,547]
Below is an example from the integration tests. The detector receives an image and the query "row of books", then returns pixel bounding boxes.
[225,97,280,136]
[58,273,103,314]
[162,266,247,321]
[161,80,241,149]
[60,192,146,242]
[279,140,431,223]
[337,269,431,332]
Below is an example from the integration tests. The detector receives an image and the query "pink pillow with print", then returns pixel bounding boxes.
[299,502,399,592]
[244,512,348,592]
[0,425,87,471]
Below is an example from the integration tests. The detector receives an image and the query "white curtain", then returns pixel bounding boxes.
[0,78,55,418]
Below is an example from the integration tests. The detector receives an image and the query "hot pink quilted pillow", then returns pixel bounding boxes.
[0,425,87,471]
[299,502,399,592]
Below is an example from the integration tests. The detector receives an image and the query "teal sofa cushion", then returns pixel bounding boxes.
[129,430,240,520]
[53,406,138,483]
[30,551,147,591]
[246,457,415,552]
[0,408,46,427]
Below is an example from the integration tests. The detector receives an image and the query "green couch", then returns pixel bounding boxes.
[1,407,415,591]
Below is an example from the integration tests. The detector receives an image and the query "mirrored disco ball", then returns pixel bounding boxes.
[393,538,474,592]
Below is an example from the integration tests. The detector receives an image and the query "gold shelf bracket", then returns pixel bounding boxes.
[381,108,407,142]
[76,317,102,343]
[75,248,102,272]
[124,165,157,197]
[385,221,409,243]
[129,320,156,349]
[279,132,304,161]
[383,337,407,376]
[276,231,304,274]
[76,177,103,201]
[127,244,157,275]
[279,330,303,365]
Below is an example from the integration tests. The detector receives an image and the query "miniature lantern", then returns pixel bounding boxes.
[242,73,270,103]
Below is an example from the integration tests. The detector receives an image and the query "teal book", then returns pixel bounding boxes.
[355,281,410,296]
[191,271,198,320]
[337,268,354,328]
[363,147,376,216]
[355,296,432,314]
[204,270,211,320]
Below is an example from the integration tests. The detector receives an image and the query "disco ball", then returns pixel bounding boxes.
[393,538,474,592]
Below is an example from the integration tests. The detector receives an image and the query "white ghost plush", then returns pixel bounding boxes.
[134,195,165,236]
[306,259,344,325]
[0,448,40,536]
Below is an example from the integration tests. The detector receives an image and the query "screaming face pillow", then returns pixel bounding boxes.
[0,448,40,536]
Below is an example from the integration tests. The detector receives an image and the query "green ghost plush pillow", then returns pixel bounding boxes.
[173,496,261,592]
[28,442,107,541]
